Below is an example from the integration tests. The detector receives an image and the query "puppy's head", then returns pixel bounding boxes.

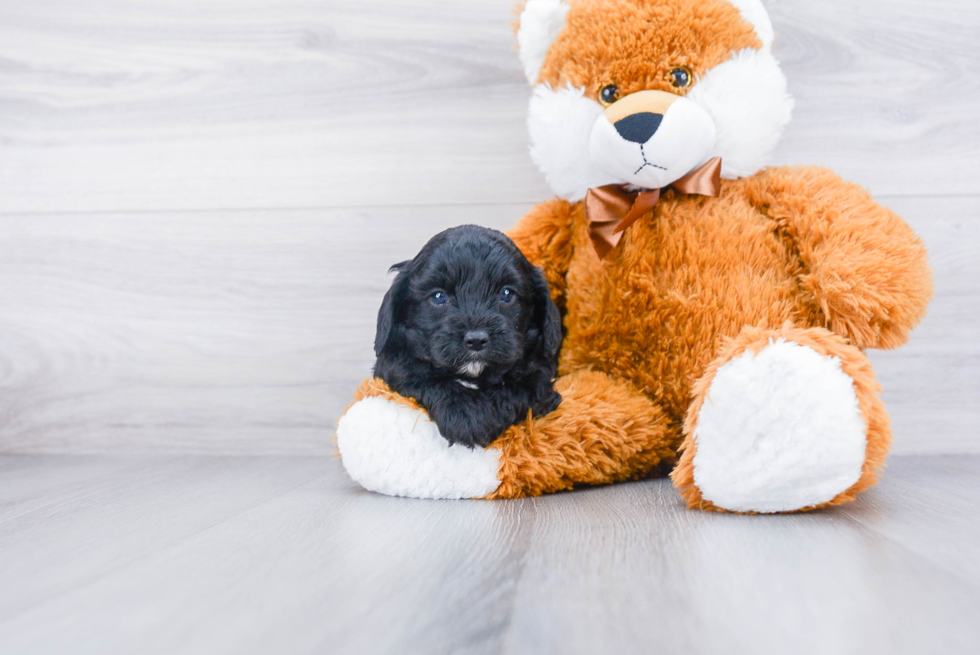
[375,225,561,380]
[516,0,794,200]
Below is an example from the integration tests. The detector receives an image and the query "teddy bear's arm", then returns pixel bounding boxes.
[506,199,576,311]
[752,166,933,350]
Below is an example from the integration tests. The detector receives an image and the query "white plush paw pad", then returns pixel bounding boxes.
[337,397,502,499]
[693,339,867,513]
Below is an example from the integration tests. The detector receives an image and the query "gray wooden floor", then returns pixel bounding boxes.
[0,454,978,654]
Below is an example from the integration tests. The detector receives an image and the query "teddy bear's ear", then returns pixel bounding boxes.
[517,0,570,85]
[728,0,775,51]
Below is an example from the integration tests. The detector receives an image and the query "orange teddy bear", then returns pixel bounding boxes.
[337,0,932,513]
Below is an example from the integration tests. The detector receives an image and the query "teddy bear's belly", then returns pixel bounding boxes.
[560,203,821,427]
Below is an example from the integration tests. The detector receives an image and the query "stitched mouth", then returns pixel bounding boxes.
[635,143,668,175]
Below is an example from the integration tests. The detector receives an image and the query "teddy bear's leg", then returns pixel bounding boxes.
[671,325,890,513]
[337,380,504,500]
[487,370,677,498]
[337,372,677,500]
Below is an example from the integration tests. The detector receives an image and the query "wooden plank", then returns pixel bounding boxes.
[839,456,980,585]
[768,0,980,196]
[499,466,980,655]
[0,203,523,455]
[0,454,977,654]
[867,195,980,453]
[0,195,976,454]
[0,456,532,655]
[0,0,978,214]
[0,455,165,525]
[0,455,327,617]
[0,0,548,213]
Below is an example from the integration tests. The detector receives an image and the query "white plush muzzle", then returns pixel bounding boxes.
[528,44,792,202]
[589,95,717,191]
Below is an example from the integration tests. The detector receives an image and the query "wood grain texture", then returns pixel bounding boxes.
[0,204,523,454]
[0,0,977,455]
[867,196,980,453]
[1,196,976,455]
[0,0,978,214]
[0,454,978,654]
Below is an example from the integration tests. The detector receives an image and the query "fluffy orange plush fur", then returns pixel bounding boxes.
[535,0,760,96]
[500,169,930,506]
[347,0,932,511]
[510,167,932,422]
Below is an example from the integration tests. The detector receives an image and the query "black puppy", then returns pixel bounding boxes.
[373,225,563,448]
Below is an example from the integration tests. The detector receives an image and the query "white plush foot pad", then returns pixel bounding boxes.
[337,397,502,499]
[692,339,867,513]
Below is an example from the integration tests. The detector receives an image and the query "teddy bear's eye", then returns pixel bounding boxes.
[599,84,620,106]
[669,67,693,89]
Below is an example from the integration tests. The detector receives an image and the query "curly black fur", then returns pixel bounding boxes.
[373,225,563,448]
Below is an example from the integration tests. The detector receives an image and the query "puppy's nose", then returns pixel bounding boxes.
[614,112,663,143]
[464,330,489,352]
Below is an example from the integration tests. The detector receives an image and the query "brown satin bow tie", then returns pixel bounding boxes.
[585,157,723,259]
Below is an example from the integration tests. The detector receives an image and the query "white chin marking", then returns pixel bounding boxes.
[459,361,485,378]
[692,339,867,513]
[337,397,502,499]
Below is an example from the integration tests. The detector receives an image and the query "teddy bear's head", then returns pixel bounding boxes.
[517,0,794,201]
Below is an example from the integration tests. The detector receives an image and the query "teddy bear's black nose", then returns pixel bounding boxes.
[614,112,664,143]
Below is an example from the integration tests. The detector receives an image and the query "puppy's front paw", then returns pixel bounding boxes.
[337,397,503,499]
[533,390,562,417]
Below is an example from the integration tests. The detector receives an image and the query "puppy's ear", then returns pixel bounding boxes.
[374,261,411,357]
[530,266,562,358]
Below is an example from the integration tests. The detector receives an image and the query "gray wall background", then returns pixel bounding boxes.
[0,0,977,455]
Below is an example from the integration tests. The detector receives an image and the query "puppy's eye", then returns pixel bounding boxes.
[430,290,449,306]
[499,288,516,304]
[669,66,693,89]
[599,84,620,106]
